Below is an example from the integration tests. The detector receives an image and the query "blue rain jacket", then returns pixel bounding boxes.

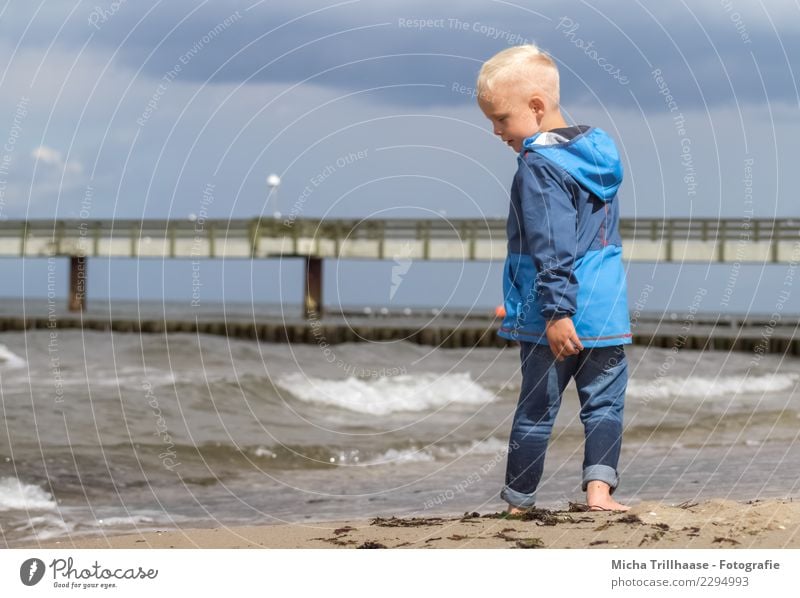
[498,125,632,347]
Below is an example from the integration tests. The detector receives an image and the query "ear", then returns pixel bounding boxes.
[528,95,545,125]
[528,95,545,115]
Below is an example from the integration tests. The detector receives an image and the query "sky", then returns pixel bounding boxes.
[0,0,797,315]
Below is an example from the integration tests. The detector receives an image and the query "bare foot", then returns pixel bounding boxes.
[586,480,630,512]
[507,505,528,515]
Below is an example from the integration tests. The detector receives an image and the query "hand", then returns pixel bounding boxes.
[545,317,584,361]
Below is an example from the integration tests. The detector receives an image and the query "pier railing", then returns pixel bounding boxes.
[0,217,798,263]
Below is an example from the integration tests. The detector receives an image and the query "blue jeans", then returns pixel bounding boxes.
[501,341,628,508]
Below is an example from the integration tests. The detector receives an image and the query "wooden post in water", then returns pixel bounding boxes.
[304,256,322,319]
[68,255,87,312]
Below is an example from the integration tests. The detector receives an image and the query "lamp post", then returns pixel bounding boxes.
[267,173,281,219]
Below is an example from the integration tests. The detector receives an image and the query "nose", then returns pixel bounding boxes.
[493,123,502,136]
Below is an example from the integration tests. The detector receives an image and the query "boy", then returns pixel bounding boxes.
[477,45,632,513]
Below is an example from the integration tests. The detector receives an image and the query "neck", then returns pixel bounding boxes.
[541,110,568,131]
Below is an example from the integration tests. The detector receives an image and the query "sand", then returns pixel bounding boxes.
[16,498,800,549]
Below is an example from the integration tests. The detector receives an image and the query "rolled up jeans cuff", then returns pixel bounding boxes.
[500,485,536,509]
[582,464,619,494]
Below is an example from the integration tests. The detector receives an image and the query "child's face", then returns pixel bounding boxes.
[478,82,541,153]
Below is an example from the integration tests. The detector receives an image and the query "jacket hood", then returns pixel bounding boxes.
[522,126,623,201]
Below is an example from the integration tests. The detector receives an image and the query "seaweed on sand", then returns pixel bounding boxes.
[369,516,446,528]
[486,507,583,525]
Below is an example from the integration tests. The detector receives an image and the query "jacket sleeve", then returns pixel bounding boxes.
[515,154,579,320]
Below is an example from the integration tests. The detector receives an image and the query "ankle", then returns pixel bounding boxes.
[586,480,612,498]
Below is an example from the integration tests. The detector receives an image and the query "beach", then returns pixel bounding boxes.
[18,498,800,549]
[2,301,800,548]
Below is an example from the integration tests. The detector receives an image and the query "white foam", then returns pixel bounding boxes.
[627,373,799,400]
[11,510,180,543]
[95,514,155,527]
[361,447,436,465]
[92,367,177,389]
[0,477,58,511]
[455,437,510,456]
[253,437,512,467]
[253,446,278,459]
[0,344,26,369]
[359,438,511,465]
[16,514,74,541]
[276,372,496,415]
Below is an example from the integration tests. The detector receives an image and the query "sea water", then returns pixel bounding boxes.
[1,322,799,546]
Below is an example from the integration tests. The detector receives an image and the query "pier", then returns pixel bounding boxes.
[0,217,798,355]
[1,217,798,318]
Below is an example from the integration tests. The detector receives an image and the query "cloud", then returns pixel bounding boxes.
[31,145,62,165]
[0,1,796,222]
[1,0,798,111]
[31,145,83,173]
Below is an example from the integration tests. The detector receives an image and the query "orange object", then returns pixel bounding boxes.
[494,304,506,318]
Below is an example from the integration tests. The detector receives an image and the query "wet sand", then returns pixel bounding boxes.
[18,498,800,549]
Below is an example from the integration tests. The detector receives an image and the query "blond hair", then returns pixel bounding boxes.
[477,45,560,108]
